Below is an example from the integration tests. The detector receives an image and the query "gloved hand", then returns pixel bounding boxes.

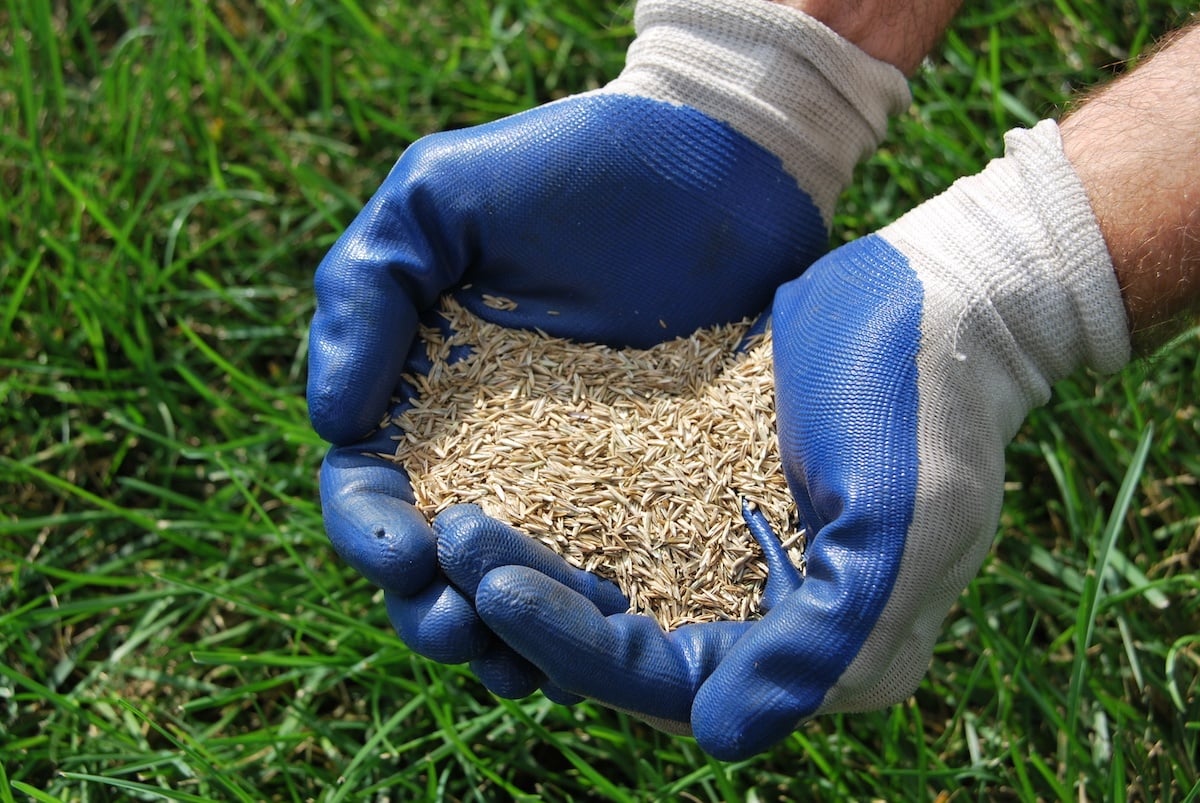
[445,120,1132,758]
[308,0,909,673]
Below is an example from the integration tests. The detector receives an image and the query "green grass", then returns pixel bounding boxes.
[3,0,1199,799]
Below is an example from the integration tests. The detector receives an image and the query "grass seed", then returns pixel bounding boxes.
[379,296,804,630]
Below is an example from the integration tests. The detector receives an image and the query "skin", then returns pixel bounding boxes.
[775,0,964,74]
[1060,20,1200,351]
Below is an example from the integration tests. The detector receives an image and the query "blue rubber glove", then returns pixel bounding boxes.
[453,121,1132,758]
[308,0,909,673]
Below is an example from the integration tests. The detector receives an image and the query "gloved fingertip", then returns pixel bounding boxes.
[470,646,546,700]
[386,584,491,664]
[569,569,629,617]
[434,504,501,597]
[308,395,387,447]
[692,706,786,762]
[306,344,403,448]
[437,505,629,615]
[474,565,585,631]
[308,253,421,446]
[735,309,772,353]
[692,658,815,761]
[541,683,583,706]
[322,478,437,596]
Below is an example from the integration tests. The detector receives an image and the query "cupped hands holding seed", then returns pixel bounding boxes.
[448,27,1200,748]
[308,0,907,696]
[452,17,1200,759]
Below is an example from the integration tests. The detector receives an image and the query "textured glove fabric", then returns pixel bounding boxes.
[309,0,908,676]
[466,120,1131,759]
[612,0,910,227]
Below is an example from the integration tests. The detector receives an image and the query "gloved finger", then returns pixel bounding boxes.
[468,643,547,699]
[319,442,435,596]
[540,683,584,706]
[735,310,772,353]
[322,434,492,665]
[436,504,629,616]
[436,505,630,700]
[740,498,804,611]
[307,138,477,446]
[384,583,491,664]
[475,565,752,730]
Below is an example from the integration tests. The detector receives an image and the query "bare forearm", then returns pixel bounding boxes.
[1061,20,1200,351]
[770,0,963,74]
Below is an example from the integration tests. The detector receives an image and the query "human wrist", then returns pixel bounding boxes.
[766,0,963,75]
[1060,22,1200,351]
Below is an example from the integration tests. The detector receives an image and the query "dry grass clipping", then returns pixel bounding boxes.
[378,295,804,630]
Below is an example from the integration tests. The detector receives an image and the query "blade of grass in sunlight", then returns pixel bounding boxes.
[1064,424,1154,775]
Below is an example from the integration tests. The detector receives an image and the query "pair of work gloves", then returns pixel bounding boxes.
[307,0,1131,760]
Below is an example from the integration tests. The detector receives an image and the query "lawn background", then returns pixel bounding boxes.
[2,0,1199,800]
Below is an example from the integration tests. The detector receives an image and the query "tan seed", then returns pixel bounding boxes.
[381,296,804,631]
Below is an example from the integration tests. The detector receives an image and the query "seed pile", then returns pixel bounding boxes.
[378,295,804,630]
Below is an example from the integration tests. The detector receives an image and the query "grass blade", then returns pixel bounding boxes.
[1063,424,1155,773]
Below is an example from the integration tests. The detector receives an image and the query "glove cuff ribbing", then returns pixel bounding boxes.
[885,120,1131,400]
[608,0,911,226]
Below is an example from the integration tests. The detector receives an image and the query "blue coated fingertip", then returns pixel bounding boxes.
[470,644,546,699]
[736,309,772,354]
[741,498,803,612]
[434,504,515,596]
[385,583,491,664]
[474,566,617,672]
[437,504,629,615]
[541,683,583,706]
[320,461,436,596]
